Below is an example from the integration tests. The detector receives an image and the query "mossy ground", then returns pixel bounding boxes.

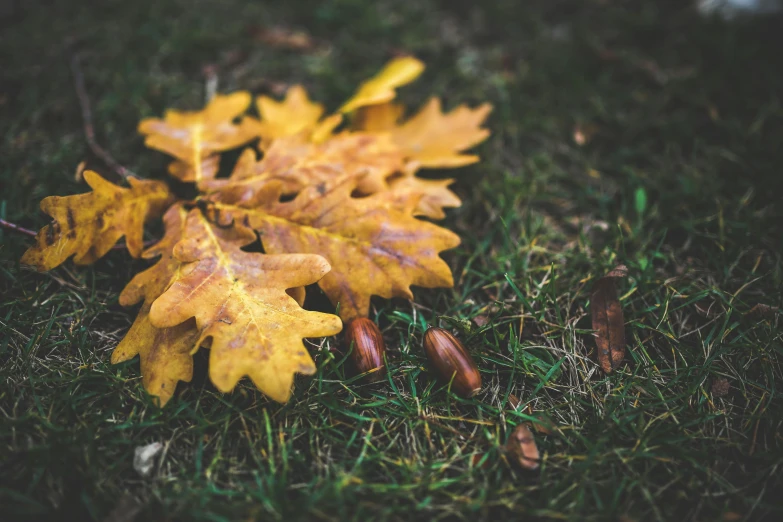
[1,1,782,520]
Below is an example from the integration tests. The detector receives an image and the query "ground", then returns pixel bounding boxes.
[1,0,782,520]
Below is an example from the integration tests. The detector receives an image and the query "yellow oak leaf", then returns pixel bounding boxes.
[339,56,424,113]
[354,102,404,132]
[203,133,404,203]
[217,178,460,321]
[313,132,404,194]
[252,85,324,142]
[385,98,492,168]
[198,144,305,199]
[148,209,343,402]
[387,175,461,220]
[21,171,170,271]
[138,92,257,181]
[167,156,220,183]
[310,114,344,143]
[111,205,199,406]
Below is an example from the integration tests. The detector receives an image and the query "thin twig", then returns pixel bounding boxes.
[203,64,218,103]
[1,218,156,251]
[0,218,37,237]
[69,51,138,181]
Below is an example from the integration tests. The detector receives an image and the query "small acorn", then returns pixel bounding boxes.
[344,318,386,382]
[422,327,482,398]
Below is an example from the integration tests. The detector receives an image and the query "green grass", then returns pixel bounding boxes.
[2,0,782,520]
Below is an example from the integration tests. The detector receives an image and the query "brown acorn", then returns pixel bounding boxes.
[422,327,482,398]
[344,318,386,382]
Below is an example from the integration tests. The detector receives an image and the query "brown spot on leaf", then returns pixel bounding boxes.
[45,224,57,246]
[66,208,76,230]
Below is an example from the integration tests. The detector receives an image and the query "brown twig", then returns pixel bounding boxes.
[69,51,137,181]
[1,218,156,251]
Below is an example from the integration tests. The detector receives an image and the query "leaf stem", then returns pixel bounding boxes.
[0,218,37,237]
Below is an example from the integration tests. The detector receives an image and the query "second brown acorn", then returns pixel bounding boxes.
[344,318,387,383]
[423,327,482,398]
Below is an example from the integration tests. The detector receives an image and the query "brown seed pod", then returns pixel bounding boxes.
[506,423,540,470]
[422,327,481,398]
[344,318,386,382]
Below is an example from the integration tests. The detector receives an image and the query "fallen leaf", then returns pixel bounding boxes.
[310,114,344,143]
[139,92,257,182]
[354,102,404,132]
[148,209,343,402]
[506,423,540,470]
[168,156,220,183]
[111,205,199,406]
[218,178,460,321]
[363,97,492,169]
[591,265,628,373]
[251,85,325,143]
[339,56,425,113]
[386,175,461,220]
[21,171,170,271]
[203,133,404,199]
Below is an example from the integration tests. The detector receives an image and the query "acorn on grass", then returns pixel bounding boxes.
[344,318,386,383]
[422,327,482,398]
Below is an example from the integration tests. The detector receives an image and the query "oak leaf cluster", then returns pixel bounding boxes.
[21,57,492,405]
